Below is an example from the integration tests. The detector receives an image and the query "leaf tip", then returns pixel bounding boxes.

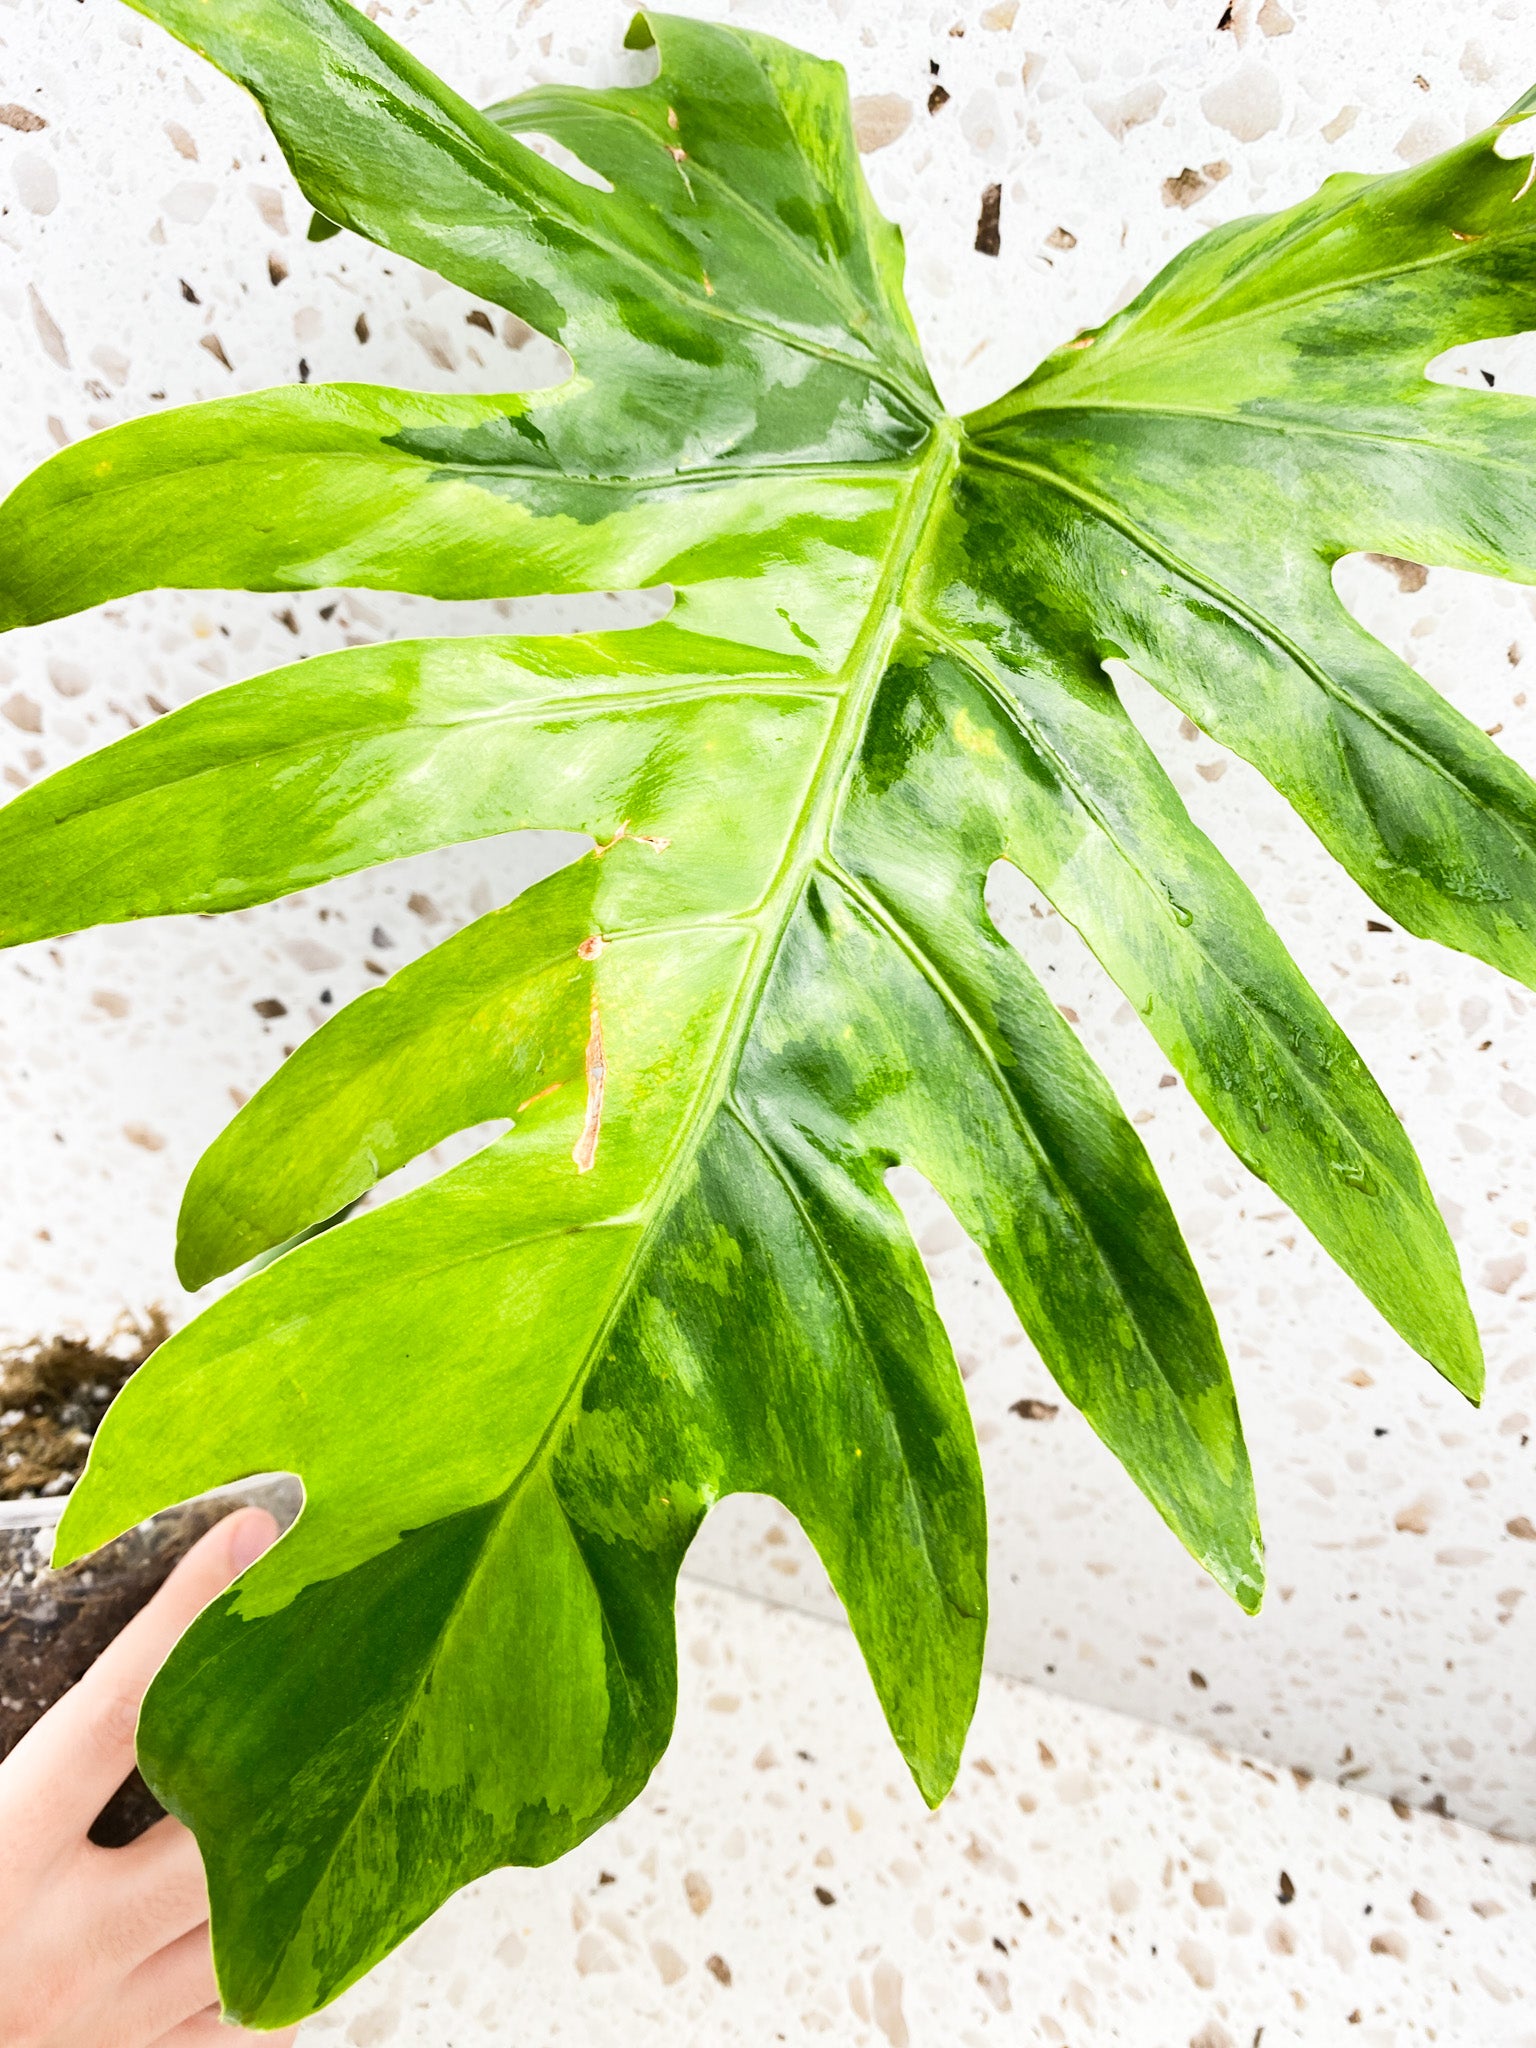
[174,1221,219,1295]
[51,1481,111,1573]
[1208,1525,1265,1617]
[1421,1306,1484,1407]
[912,1753,960,1812]
[1453,1353,1485,1409]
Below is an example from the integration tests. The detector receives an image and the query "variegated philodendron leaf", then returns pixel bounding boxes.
[2,0,1532,2024]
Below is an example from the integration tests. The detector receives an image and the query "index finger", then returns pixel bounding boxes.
[0,1507,278,1859]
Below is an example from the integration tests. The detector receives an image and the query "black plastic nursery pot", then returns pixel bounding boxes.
[0,1474,301,1844]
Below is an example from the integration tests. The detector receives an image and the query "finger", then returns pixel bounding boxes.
[0,1508,279,1854]
[85,1815,209,1976]
[0,1847,207,2048]
[104,1924,216,2048]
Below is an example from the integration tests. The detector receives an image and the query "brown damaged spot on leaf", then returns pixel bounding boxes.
[572,998,606,1174]
[595,821,671,858]
[515,1081,564,1114]
[577,934,605,961]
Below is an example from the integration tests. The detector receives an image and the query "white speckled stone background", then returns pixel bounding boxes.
[3,1,1536,2033]
[304,1579,1535,2048]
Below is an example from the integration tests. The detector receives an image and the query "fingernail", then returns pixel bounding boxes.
[228,1507,280,1573]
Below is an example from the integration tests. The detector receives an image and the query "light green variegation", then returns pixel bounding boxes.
[2,0,1531,2023]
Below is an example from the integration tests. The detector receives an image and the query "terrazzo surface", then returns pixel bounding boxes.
[2,0,1534,1846]
[302,1579,1535,2048]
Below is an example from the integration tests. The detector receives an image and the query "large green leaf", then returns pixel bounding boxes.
[2,0,1531,2024]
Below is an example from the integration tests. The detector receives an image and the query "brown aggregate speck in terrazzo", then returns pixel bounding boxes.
[852,94,913,154]
[973,182,1001,254]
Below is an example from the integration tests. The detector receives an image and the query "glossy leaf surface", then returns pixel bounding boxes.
[1,1,1532,2024]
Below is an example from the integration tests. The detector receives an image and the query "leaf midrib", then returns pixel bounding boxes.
[322,62,937,433]
[722,1098,952,1599]
[963,443,1533,850]
[900,607,1418,1188]
[969,395,1536,485]
[476,423,959,1502]
[815,853,1202,1413]
[247,422,962,1970]
[4,679,839,851]
[16,444,917,526]
[1001,215,1536,406]
[487,75,923,383]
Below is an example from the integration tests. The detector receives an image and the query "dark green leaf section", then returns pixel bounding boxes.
[62,854,991,2019]
[0,379,914,631]
[113,0,933,469]
[779,851,1260,1609]
[482,12,931,392]
[124,1075,985,2016]
[967,99,1536,991]
[901,531,1480,1392]
[11,0,1536,2026]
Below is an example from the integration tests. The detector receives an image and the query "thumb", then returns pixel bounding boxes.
[1,1507,281,1852]
[90,1505,282,1706]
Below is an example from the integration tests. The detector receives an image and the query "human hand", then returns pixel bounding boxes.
[0,1506,297,2045]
